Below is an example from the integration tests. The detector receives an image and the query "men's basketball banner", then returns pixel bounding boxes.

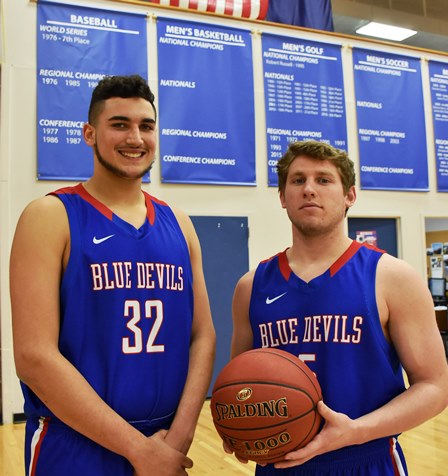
[37,1,147,180]
[157,17,256,185]
[353,48,428,191]
[429,60,448,192]
[149,0,268,20]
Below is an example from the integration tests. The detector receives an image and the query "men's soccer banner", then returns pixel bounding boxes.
[429,60,448,192]
[353,48,428,191]
[262,33,347,186]
[37,1,147,180]
[157,18,255,185]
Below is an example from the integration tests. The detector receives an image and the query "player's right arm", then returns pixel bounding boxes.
[231,270,256,358]
[10,196,191,476]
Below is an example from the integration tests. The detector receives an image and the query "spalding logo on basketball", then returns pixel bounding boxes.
[210,348,322,464]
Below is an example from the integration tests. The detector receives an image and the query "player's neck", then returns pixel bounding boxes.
[288,231,353,282]
[83,176,148,229]
[84,173,144,207]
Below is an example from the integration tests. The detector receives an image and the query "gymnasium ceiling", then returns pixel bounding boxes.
[330,0,448,54]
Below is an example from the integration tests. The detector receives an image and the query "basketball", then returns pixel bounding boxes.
[210,348,322,464]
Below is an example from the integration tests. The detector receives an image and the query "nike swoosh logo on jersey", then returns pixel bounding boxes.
[266,292,287,305]
[93,234,115,244]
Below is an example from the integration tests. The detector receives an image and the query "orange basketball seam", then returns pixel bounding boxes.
[212,380,320,401]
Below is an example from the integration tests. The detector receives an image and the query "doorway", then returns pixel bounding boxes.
[190,216,249,396]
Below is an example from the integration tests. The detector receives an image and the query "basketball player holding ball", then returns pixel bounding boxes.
[230,141,448,475]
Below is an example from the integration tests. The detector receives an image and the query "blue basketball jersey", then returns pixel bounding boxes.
[21,183,194,424]
[249,241,407,474]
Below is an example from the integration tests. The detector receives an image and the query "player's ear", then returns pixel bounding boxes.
[83,122,95,146]
[345,186,356,209]
[279,190,287,209]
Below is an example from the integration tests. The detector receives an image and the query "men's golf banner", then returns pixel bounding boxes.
[353,48,428,191]
[157,18,256,185]
[37,1,147,180]
[261,33,347,187]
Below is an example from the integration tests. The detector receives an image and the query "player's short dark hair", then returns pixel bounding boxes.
[88,75,156,124]
[276,140,356,194]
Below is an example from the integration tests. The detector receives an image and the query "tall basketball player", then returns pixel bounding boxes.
[10,75,216,476]
[230,141,448,475]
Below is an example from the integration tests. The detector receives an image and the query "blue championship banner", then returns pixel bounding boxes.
[429,60,448,192]
[262,34,347,186]
[37,1,147,180]
[157,18,255,185]
[353,48,428,191]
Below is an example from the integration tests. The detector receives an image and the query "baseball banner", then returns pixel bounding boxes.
[37,1,147,180]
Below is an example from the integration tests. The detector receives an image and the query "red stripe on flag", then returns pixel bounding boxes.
[224,0,234,16]
[241,0,251,18]
[206,0,217,12]
[148,0,269,19]
[259,0,269,19]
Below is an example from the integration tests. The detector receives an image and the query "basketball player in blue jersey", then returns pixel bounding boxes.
[10,75,216,476]
[229,141,448,475]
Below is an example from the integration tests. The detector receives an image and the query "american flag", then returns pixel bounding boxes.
[148,0,269,21]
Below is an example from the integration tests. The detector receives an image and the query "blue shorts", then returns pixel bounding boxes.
[255,437,408,476]
[24,413,174,476]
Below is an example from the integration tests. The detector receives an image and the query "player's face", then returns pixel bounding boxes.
[84,97,156,180]
[279,156,356,237]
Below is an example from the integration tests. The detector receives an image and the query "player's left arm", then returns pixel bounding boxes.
[164,208,216,455]
[276,254,448,469]
[357,254,448,435]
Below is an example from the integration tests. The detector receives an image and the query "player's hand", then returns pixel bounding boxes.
[274,401,357,469]
[223,441,250,464]
[223,442,267,467]
[131,429,193,475]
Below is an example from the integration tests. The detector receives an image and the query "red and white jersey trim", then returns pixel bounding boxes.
[390,437,407,476]
[29,417,50,476]
[150,0,269,20]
